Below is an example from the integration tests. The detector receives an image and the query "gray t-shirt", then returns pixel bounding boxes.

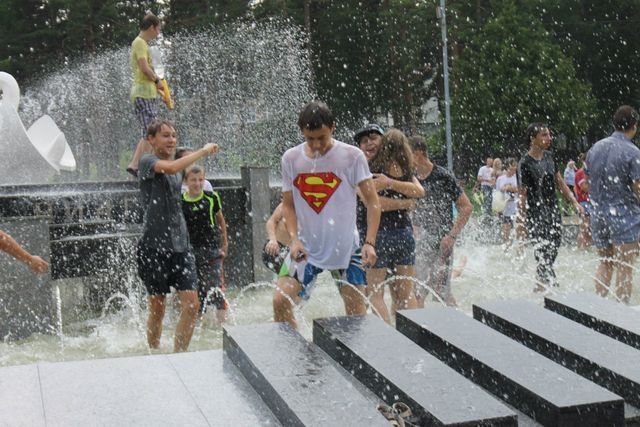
[138,153,189,252]
[586,131,640,217]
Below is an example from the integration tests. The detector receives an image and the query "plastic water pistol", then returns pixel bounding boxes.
[159,78,174,110]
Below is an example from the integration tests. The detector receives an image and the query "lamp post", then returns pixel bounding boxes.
[437,0,453,172]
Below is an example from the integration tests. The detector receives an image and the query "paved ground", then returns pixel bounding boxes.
[0,350,280,426]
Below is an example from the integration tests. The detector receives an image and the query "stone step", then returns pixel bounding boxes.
[396,307,624,426]
[313,315,518,426]
[473,299,640,410]
[545,293,640,350]
[223,322,389,427]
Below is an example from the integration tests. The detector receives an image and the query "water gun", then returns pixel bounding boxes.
[158,78,174,110]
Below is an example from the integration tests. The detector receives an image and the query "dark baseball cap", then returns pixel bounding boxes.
[353,123,384,143]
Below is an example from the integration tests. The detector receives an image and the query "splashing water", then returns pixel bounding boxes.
[16,20,313,182]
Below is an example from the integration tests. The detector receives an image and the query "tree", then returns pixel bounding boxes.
[451,0,596,171]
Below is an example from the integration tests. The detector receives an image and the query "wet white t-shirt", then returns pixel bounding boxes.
[477,165,493,187]
[281,140,372,269]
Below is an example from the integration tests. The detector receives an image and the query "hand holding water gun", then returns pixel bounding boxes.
[158,78,174,110]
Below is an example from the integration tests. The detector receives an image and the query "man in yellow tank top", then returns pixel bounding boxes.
[127,13,163,177]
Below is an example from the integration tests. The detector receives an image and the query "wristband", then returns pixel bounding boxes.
[363,241,376,249]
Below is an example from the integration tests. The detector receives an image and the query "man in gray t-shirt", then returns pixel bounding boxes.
[136,119,219,352]
[586,105,640,303]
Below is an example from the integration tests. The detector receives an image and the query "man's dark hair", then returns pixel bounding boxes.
[297,101,335,131]
[141,13,160,30]
[505,157,517,168]
[612,105,639,131]
[524,122,548,145]
[147,119,174,137]
[408,135,428,155]
[175,146,194,159]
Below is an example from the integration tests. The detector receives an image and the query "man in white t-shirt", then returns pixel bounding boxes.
[475,157,494,216]
[273,101,381,328]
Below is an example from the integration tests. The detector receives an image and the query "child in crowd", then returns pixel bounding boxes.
[181,165,229,324]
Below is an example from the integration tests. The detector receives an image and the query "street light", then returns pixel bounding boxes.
[437,1,453,172]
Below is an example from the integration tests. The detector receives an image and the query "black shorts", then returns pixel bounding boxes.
[136,245,197,295]
[193,246,228,311]
[262,240,289,274]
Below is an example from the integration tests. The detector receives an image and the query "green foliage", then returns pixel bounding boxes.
[0,0,155,84]
[451,1,596,164]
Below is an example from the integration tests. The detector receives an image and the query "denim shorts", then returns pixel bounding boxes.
[279,249,366,300]
[374,226,416,270]
[591,210,640,248]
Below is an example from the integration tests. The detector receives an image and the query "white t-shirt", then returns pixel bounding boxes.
[281,140,372,269]
[495,174,518,216]
[477,165,493,187]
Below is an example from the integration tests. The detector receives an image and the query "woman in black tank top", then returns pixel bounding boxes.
[366,129,423,323]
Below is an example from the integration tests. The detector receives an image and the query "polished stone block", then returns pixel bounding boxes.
[474,300,640,408]
[314,315,517,426]
[545,293,640,350]
[223,322,389,427]
[396,307,624,426]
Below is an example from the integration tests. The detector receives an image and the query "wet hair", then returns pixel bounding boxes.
[184,165,204,180]
[369,129,414,180]
[525,122,548,145]
[147,119,174,138]
[297,101,335,131]
[504,157,517,168]
[175,146,193,159]
[408,135,428,156]
[612,105,639,131]
[141,13,160,30]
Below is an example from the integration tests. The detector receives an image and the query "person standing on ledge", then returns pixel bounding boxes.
[137,119,219,352]
[586,105,640,303]
[126,13,164,177]
[517,123,583,292]
[0,230,49,273]
[272,101,380,328]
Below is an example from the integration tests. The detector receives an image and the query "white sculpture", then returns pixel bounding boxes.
[0,72,76,185]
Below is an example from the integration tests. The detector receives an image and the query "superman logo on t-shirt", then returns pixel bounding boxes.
[294,172,342,214]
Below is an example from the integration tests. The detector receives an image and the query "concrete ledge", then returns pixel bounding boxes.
[545,293,640,350]
[223,322,388,427]
[397,307,624,426]
[474,300,640,408]
[314,315,518,426]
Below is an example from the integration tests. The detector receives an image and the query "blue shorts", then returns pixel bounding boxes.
[279,250,366,300]
[374,227,415,270]
[591,211,640,248]
[579,201,591,217]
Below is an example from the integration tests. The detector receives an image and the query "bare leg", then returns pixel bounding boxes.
[614,242,639,304]
[147,295,166,349]
[502,221,512,248]
[215,308,228,324]
[389,265,417,313]
[273,276,302,328]
[366,268,390,323]
[595,246,615,298]
[340,284,368,316]
[128,138,152,171]
[174,290,200,352]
